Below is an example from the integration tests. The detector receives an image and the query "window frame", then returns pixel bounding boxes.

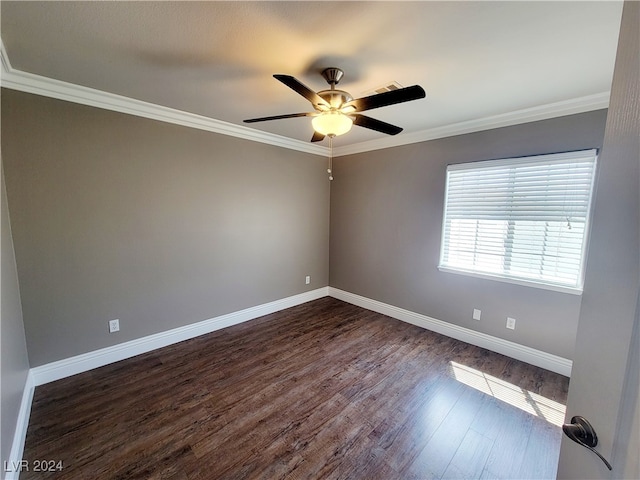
[437,149,598,295]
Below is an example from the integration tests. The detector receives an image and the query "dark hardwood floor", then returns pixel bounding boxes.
[22,297,569,479]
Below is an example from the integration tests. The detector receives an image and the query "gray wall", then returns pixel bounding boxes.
[1,89,330,367]
[1,162,30,477]
[330,110,608,360]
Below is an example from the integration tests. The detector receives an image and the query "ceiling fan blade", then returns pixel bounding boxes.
[344,85,426,112]
[352,114,403,135]
[311,131,325,142]
[274,74,330,108]
[243,112,314,123]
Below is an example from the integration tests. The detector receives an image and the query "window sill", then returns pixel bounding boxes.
[437,265,583,296]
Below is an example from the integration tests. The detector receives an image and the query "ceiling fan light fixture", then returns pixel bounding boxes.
[244,69,426,142]
[312,111,353,137]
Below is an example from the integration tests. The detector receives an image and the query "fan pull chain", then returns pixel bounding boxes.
[328,135,334,181]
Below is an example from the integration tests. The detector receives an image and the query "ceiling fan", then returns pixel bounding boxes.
[244,68,426,142]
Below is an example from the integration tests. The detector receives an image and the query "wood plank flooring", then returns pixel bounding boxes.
[22,298,569,479]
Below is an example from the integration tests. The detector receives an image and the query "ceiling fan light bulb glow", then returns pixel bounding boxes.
[312,112,353,137]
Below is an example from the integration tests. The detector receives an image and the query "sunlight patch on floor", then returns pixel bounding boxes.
[449,361,566,426]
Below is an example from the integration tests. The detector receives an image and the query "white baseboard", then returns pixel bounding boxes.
[328,287,572,377]
[7,288,327,479]
[30,287,329,386]
[4,371,35,480]
[10,285,570,480]
[27,284,571,385]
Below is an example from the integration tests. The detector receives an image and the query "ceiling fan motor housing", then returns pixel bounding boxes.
[317,89,353,110]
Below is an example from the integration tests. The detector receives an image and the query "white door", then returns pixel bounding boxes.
[557,2,639,478]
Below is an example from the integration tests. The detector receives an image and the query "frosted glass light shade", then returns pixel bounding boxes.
[312,112,353,137]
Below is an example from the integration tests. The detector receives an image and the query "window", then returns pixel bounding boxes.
[438,149,597,294]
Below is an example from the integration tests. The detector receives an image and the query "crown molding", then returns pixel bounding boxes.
[1,40,608,158]
[0,41,328,157]
[332,91,610,157]
[1,39,13,73]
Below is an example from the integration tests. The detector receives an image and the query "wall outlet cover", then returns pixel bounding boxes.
[506,317,516,330]
[472,309,481,321]
[109,319,120,333]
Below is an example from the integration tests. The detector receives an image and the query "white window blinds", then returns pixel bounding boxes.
[439,149,597,293]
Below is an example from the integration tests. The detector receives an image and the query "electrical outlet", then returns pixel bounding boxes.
[506,317,516,330]
[109,319,120,333]
[305,275,311,285]
[472,309,481,321]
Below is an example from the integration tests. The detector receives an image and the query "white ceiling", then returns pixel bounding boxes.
[0,1,623,152]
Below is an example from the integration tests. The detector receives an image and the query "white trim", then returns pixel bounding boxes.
[0,42,327,158]
[0,40,608,158]
[30,287,329,386]
[328,287,573,377]
[332,93,610,157]
[5,371,35,480]
[8,285,571,475]
[0,39,13,73]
